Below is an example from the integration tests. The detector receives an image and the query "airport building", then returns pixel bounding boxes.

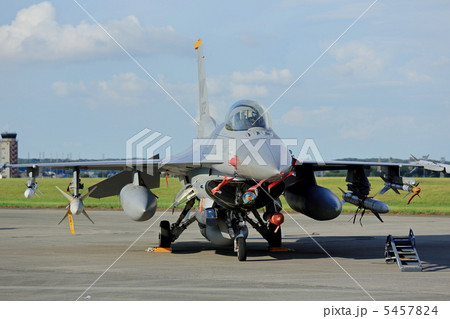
[1,132,19,178]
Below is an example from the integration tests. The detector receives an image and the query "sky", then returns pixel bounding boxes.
[1,0,450,161]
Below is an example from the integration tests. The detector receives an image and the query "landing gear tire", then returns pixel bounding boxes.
[159,220,171,248]
[237,237,247,261]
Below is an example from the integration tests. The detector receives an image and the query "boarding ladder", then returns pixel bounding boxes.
[385,229,423,272]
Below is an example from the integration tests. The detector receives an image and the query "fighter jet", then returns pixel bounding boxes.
[1,40,424,261]
[410,155,450,175]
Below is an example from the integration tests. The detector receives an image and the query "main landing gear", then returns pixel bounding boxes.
[157,198,197,250]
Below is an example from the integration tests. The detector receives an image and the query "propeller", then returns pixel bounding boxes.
[406,183,421,205]
[55,186,97,234]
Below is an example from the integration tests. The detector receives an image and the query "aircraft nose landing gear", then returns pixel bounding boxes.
[232,213,248,261]
[235,236,247,261]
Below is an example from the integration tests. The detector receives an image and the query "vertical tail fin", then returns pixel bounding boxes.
[195,39,216,138]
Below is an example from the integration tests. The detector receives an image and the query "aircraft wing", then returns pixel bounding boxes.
[3,156,223,176]
[4,160,158,171]
[297,160,418,171]
[293,160,421,192]
[2,155,223,200]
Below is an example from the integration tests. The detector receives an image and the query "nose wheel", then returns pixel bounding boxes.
[235,237,247,261]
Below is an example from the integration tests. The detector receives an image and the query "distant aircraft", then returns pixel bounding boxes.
[1,40,425,261]
[410,155,450,175]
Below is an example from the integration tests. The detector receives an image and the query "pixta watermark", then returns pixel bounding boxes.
[126,128,325,174]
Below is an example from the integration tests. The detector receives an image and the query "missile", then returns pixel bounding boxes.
[341,192,390,215]
[69,198,85,215]
[24,179,42,198]
[24,185,43,198]
[24,187,35,199]
[56,186,96,234]
[377,181,421,204]
[378,182,416,195]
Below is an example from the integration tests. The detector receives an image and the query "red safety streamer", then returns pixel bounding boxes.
[211,176,235,195]
[268,171,294,192]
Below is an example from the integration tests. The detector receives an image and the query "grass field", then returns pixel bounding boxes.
[1,177,450,214]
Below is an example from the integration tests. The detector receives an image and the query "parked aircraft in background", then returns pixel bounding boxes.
[410,155,450,175]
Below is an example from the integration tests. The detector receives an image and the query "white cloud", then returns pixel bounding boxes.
[97,72,147,100]
[52,81,86,97]
[196,67,294,100]
[280,106,333,126]
[238,34,260,48]
[280,105,416,143]
[405,71,432,82]
[308,3,373,21]
[232,67,292,84]
[339,112,416,140]
[432,56,450,67]
[231,84,268,98]
[51,72,151,108]
[330,42,383,78]
[0,1,188,62]
[229,67,293,98]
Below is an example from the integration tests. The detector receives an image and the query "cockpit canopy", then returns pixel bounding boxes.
[225,100,272,131]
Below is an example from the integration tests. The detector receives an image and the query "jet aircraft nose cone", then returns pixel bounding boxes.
[251,160,281,180]
[236,137,282,181]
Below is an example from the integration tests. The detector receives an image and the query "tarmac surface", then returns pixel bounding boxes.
[0,208,449,301]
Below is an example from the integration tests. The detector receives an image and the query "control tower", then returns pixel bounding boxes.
[1,133,19,178]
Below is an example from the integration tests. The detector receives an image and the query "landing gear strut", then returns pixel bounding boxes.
[227,211,249,261]
[244,209,284,249]
[157,198,197,249]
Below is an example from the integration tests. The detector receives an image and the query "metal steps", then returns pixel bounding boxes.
[385,229,423,272]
